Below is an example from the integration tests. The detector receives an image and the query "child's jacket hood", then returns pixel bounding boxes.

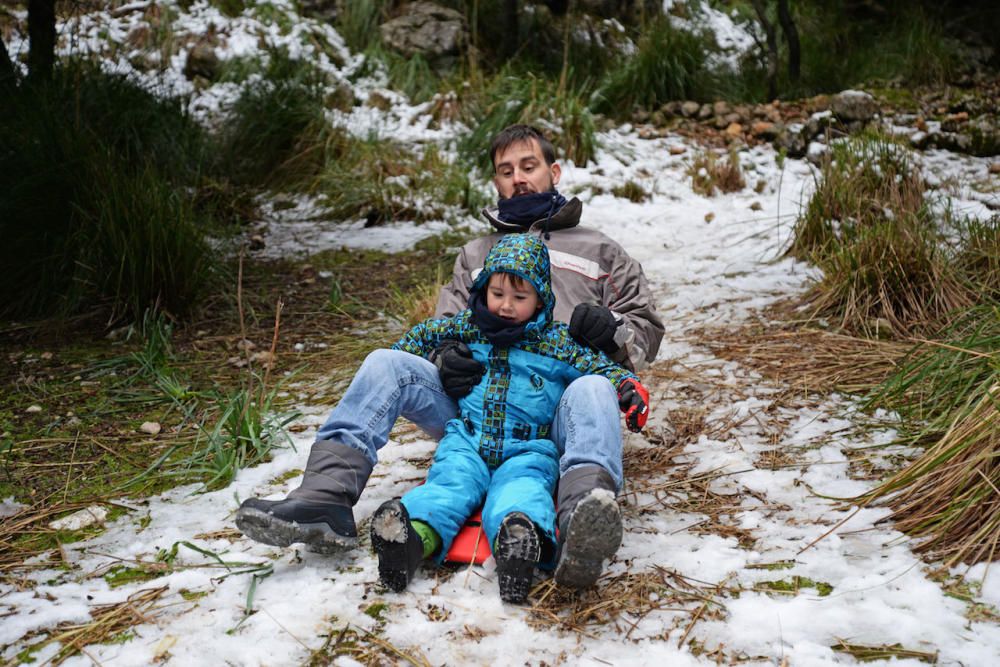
[469,233,555,332]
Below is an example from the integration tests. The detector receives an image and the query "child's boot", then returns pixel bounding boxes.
[370,499,423,592]
[494,512,541,603]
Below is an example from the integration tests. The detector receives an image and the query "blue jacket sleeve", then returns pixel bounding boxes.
[391,312,469,359]
[546,324,639,391]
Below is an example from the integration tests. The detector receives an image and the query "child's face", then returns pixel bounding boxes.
[486,273,541,324]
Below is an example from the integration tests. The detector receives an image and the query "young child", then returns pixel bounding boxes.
[371,233,650,603]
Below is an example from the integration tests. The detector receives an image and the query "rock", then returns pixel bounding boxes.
[379,2,468,65]
[749,201,763,211]
[775,124,808,158]
[140,421,162,436]
[830,89,878,123]
[680,101,700,118]
[661,101,683,116]
[237,339,256,351]
[668,145,686,155]
[248,234,265,251]
[989,163,1000,175]
[704,212,715,223]
[183,40,220,81]
[724,112,743,126]
[712,100,732,117]
[713,115,729,130]
[25,405,42,414]
[297,0,338,22]
[49,505,108,532]
[698,104,713,120]
[804,110,836,141]
[724,122,743,138]
[751,121,779,140]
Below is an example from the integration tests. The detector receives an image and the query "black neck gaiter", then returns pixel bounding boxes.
[469,290,528,348]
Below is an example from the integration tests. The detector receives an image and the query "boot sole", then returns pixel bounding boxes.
[371,502,415,592]
[495,517,541,604]
[553,491,622,590]
[235,506,357,553]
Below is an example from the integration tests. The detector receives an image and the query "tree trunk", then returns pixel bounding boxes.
[28,0,57,81]
[0,35,17,89]
[502,0,519,60]
[776,0,800,83]
[750,0,778,100]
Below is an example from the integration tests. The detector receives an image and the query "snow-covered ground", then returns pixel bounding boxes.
[3,2,1000,665]
[5,128,999,667]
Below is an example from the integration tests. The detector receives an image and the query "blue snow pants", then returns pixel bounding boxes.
[400,418,559,565]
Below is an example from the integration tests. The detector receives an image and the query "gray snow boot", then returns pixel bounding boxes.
[235,440,372,553]
[370,499,424,592]
[495,512,542,604]
[553,465,623,590]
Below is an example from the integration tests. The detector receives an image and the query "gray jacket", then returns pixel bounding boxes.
[435,197,665,371]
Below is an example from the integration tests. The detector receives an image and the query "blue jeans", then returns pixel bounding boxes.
[314,349,624,489]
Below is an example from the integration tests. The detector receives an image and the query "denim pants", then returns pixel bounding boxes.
[313,349,624,489]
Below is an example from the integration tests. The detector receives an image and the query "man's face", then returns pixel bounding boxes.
[493,139,562,200]
[486,273,541,324]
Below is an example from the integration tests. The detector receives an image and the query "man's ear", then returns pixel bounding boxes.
[550,162,562,187]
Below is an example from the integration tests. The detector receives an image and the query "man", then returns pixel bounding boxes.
[236,124,664,590]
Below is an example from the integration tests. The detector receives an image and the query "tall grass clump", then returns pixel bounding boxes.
[787,131,973,336]
[459,72,597,172]
[590,16,714,115]
[0,62,216,320]
[215,52,331,188]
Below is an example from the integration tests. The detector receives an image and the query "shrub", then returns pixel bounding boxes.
[686,150,745,197]
[0,62,215,319]
[459,72,597,172]
[788,132,973,336]
[590,16,715,114]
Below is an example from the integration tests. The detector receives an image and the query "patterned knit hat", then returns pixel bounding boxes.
[470,233,555,328]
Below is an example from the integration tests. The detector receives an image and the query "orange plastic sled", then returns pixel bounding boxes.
[444,509,492,565]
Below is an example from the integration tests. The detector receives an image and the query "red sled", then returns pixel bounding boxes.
[444,509,491,565]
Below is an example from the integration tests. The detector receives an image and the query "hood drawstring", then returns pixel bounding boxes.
[541,193,557,241]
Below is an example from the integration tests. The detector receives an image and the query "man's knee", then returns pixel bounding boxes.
[562,375,617,407]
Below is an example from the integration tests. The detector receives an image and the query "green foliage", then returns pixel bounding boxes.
[591,16,715,114]
[459,72,598,171]
[0,62,216,320]
[335,0,393,53]
[313,133,485,223]
[215,52,331,188]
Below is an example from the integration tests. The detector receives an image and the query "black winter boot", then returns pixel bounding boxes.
[235,440,372,553]
[494,512,542,604]
[553,465,623,590]
[370,499,424,592]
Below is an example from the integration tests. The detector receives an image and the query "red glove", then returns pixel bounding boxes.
[618,379,649,432]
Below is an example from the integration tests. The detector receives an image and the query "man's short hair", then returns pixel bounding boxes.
[489,124,557,170]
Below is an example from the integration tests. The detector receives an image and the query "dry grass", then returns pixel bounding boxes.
[861,384,1000,567]
[307,622,432,667]
[699,319,909,395]
[19,586,167,665]
[686,149,745,197]
[526,566,727,644]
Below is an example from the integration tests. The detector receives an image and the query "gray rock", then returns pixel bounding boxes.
[184,41,219,81]
[380,2,468,61]
[774,124,807,158]
[804,110,836,141]
[830,89,879,123]
[297,0,338,22]
[697,104,713,120]
[681,101,701,118]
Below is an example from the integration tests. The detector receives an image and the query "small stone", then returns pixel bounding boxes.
[749,201,763,211]
[236,339,256,351]
[945,111,969,124]
[989,163,1000,175]
[751,121,778,140]
[669,145,687,155]
[49,505,108,531]
[25,405,42,414]
[704,212,715,223]
[248,234,265,251]
[698,104,713,120]
[40,352,53,360]
[140,421,162,436]
[680,101,701,118]
[915,117,928,132]
[724,122,743,138]
[755,179,767,194]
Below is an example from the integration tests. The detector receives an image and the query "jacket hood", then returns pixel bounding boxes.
[470,233,555,331]
[482,196,583,234]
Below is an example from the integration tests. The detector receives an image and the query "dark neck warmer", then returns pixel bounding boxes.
[496,191,568,229]
[469,290,528,348]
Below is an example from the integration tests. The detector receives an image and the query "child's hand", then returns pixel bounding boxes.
[430,339,484,399]
[617,379,649,432]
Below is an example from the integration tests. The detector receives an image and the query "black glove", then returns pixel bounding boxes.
[617,379,650,432]
[430,339,484,400]
[569,303,622,356]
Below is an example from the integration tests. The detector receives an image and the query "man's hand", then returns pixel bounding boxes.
[617,379,649,432]
[430,340,485,400]
[569,303,622,356]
